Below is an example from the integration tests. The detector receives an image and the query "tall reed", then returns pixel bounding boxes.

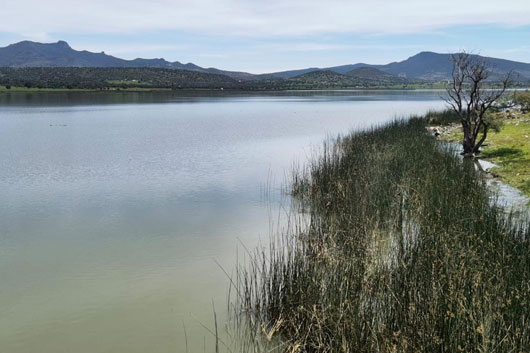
[235,116,530,353]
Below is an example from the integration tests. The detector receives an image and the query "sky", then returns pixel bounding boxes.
[1,0,529,73]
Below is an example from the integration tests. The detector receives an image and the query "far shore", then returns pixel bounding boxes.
[4,85,530,94]
[0,86,437,93]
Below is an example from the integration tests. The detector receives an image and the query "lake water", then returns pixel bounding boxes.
[0,90,445,353]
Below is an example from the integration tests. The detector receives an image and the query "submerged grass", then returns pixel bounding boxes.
[234,116,530,353]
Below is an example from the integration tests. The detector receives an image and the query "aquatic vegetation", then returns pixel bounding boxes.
[235,116,530,353]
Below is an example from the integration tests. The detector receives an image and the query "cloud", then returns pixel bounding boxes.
[2,0,530,39]
[258,43,351,52]
[499,46,530,54]
[196,54,230,59]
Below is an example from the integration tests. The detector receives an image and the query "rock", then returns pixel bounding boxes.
[484,172,495,179]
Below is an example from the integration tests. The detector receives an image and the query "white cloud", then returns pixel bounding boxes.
[259,43,352,52]
[196,54,230,59]
[1,0,530,39]
[499,46,530,54]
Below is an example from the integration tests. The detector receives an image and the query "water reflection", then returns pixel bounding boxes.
[0,89,445,106]
[0,91,445,353]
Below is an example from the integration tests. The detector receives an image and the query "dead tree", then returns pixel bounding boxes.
[444,53,510,157]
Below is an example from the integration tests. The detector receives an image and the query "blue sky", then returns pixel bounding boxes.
[1,0,529,73]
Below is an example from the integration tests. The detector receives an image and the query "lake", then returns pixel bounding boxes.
[0,90,445,353]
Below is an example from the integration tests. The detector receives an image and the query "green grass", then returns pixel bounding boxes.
[436,112,530,197]
[235,116,530,353]
[481,116,530,196]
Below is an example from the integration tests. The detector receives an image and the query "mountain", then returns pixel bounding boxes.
[284,69,418,88]
[263,64,363,79]
[0,40,256,80]
[1,40,529,84]
[0,67,418,90]
[266,52,530,81]
[0,67,241,89]
[288,70,363,88]
[346,67,417,84]
[380,52,530,81]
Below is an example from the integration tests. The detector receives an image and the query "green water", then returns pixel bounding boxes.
[0,90,444,352]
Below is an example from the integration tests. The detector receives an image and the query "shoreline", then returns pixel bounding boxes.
[0,86,442,93]
[429,112,530,198]
[237,114,530,352]
[4,86,530,94]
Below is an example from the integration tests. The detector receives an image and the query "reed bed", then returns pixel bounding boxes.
[234,115,530,353]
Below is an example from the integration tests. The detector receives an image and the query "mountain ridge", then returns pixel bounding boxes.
[264,51,530,81]
[1,40,529,82]
[0,40,255,80]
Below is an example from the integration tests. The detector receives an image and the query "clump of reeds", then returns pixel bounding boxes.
[234,116,530,353]
[424,109,460,126]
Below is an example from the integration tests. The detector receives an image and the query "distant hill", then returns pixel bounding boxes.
[285,69,418,88]
[258,67,322,80]
[0,67,240,89]
[346,67,394,79]
[346,67,418,84]
[290,70,358,86]
[1,40,529,89]
[0,41,256,81]
[0,67,421,90]
[375,52,530,81]
[266,52,530,81]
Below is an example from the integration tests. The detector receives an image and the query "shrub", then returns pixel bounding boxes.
[513,90,530,113]
[425,109,460,125]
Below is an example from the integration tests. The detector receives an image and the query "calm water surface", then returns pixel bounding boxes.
[0,91,444,352]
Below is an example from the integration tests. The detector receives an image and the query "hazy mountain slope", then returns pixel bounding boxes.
[379,52,530,80]
[1,40,529,84]
[266,52,530,81]
[258,67,323,79]
[0,41,126,67]
[0,41,257,80]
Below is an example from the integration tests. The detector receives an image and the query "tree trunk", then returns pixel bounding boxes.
[473,124,488,154]
[462,126,475,157]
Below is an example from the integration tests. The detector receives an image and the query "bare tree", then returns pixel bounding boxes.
[444,53,511,157]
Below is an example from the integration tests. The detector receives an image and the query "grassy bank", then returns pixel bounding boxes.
[438,111,530,197]
[237,116,530,352]
[480,116,530,196]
